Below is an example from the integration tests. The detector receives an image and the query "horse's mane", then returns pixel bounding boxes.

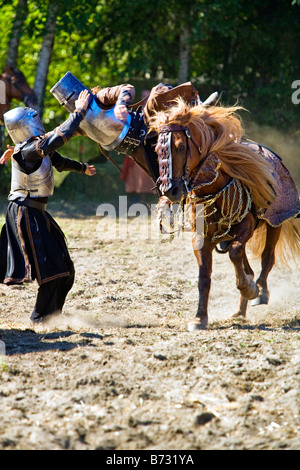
[148,98,278,209]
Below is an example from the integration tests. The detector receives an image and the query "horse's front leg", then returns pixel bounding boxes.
[232,252,254,318]
[229,214,258,309]
[188,235,214,330]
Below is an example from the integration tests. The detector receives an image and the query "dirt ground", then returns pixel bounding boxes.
[0,201,299,451]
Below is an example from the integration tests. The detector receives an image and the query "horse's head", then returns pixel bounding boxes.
[156,123,203,203]
[1,66,37,109]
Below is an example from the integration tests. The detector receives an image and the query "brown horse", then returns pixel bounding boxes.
[0,66,37,123]
[0,66,37,154]
[149,98,300,329]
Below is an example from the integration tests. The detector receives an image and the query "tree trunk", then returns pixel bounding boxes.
[34,4,58,116]
[178,26,191,84]
[5,0,28,68]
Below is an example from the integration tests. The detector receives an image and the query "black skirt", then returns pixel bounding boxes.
[0,201,72,286]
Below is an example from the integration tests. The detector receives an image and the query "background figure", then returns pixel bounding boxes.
[121,155,155,198]
[120,90,155,201]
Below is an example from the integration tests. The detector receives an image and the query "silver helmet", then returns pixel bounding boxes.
[4,107,45,144]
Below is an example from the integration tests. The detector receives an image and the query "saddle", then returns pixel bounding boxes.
[132,82,200,123]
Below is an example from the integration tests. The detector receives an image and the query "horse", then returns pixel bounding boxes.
[0,66,37,153]
[148,97,300,329]
[0,66,37,122]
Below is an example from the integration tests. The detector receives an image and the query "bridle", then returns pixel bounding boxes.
[156,124,253,242]
[156,124,211,195]
[156,123,213,237]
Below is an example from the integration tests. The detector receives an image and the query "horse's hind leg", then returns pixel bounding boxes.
[229,215,258,312]
[252,224,281,305]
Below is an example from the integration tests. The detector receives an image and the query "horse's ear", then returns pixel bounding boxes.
[202,92,219,106]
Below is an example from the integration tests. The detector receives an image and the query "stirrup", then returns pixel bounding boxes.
[215,240,232,253]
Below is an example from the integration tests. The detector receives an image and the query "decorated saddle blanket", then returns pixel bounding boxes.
[242,140,300,226]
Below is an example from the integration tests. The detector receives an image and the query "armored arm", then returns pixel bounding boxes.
[115,85,135,107]
[51,150,86,173]
[96,84,135,108]
[37,89,90,156]
[37,109,86,156]
[13,115,87,174]
[14,109,88,174]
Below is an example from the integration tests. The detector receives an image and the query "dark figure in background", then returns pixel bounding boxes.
[0,90,96,324]
[121,89,156,201]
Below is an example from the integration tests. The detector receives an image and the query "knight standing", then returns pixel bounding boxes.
[0,89,96,324]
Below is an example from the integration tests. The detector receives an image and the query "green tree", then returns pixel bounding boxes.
[1,0,299,129]
[5,0,28,68]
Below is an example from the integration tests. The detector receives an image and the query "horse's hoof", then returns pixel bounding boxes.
[187,318,208,331]
[248,282,259,300]
[231,313,247,322]
[251,287,269,306]
[240,277,259,300]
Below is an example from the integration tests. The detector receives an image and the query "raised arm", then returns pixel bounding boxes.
[96,84,135,122]
[37,89,91,156]
[51,150,96,176]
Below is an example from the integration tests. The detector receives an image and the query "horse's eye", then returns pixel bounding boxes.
[177,143,185,153]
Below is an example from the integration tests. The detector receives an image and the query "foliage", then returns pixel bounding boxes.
[1,0,299,126]
[0,0,299,195]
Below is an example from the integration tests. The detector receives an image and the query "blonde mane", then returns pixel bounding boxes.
[148,98,278,209]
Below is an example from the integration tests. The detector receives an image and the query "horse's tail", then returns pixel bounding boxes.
[247,217,300,268]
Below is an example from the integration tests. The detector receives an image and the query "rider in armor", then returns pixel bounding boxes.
[50,73,216,185]
[91,81,201,183]
[0,89,96,324]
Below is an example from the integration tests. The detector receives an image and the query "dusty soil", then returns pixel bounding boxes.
[0,201,299,450]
